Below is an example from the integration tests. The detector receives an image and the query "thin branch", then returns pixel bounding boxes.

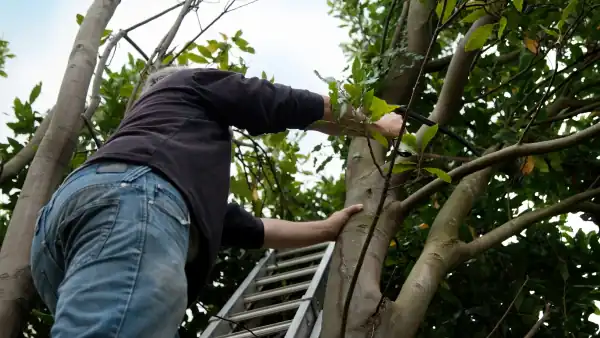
[84,30,126,120]
[123,34,149,61]
[380,0,399,56]
[401,121,600,212]
[125,0,196,113]
[486,276,529,338]
[389,0,410,49]
[124,2,185,32]
[464,186,600,257]
[519,45,561,143]
[532,100,600,125]
[523,303,551,338]
[169,0,259,64]
[0,109,53,184]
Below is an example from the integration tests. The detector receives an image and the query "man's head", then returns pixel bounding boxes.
[141,66,186,95]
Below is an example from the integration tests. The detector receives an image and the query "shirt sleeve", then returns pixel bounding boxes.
[221,202,265,249]
[190,69,324,136]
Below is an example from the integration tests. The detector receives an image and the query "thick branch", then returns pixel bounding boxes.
[523,304,551,338]
[416,15,496,143]
[402,122,600,211]
[392,161,495,336]
[0,1,119,336]
[463,187,600,258]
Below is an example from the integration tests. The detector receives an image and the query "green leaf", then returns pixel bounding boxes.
[343,83,361,103]
[219,32,228,40]
[186,53,209,64]
[269,131,288,144]
[197,45,213,58]
[464,24,494,52]
[532,156,549,173]
[421,124,439,151]
[233,37,249,49]
[393,163,416,174]
[548,152,563,171]
[119,84,133,98]
[351,56,364,83]
[513,0,523,12]
[76,14,84,25]
[436,0,457,24]
[29,82,42,103]
[369,96,399,121]
[558,0,578,31]
[0,70,7,78]
[362,89,374,113]
[424,167,452,183]
[402,133,417,150]
[498,17,507,39]
[461,9,486,23]
[234,29,243,39]
[177,54,188,65]
[372,131,389,148]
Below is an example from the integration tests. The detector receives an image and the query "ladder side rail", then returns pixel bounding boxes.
[284,242,335,338]
[199,249,276,338]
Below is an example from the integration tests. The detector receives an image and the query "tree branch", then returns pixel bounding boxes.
[532,100,600,125]
[523,303,551,338]
[401,122,600,212]
[125,0,196,112]
[0,109,53,184]
[463,187,600,258]
[486,276,529,338]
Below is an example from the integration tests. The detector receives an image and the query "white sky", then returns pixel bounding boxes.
[1,0,598,327]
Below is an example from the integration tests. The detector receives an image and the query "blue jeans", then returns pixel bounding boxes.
[31,162,191,338]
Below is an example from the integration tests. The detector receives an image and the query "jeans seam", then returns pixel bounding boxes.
[113,177,149,338]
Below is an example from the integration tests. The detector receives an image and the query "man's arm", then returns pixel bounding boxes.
[191,69,403,137]
[221,202,363,250]
[262,204,363,249]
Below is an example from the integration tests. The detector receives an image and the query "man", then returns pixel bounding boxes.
[30,67,404,337]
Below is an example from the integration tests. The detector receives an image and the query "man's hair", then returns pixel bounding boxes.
[141,66,186,95]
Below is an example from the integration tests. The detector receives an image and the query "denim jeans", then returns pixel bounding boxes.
[31,162,191,338]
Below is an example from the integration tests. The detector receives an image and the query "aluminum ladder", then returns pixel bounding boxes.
[199,242,334,338]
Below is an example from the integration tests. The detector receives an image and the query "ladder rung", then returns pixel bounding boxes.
[267,252,325,271]
[214,320,292,338]
[255,266,318,286]
[275,242,330,259]
[229,299,305,322]
[244,281,311,303]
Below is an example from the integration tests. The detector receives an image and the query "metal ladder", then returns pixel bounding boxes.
[199,242,334,338]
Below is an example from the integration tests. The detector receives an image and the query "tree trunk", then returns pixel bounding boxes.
[0,1,120,336]
[320,2,501,335]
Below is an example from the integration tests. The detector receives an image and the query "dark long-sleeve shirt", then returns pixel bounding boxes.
[86,68,324,306]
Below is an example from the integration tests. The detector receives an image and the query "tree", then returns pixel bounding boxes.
[2,0,600,337]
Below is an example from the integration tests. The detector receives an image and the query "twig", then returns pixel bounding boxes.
[401,121,600,212]
[486,276,529,338]
[169,0,259,64]
[519,45,562,143]
[123,34,148,61]
[124,2,185,32]
[380,0,399,56]
[81,115,102,148]
[523,303,551,338]
[532,101,600,125]
[125,0,196,113]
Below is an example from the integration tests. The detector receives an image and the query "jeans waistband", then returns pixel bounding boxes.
[56,161,188,214]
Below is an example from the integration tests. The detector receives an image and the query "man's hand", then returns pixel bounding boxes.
[324,204,364,239]
[370,113,405,138]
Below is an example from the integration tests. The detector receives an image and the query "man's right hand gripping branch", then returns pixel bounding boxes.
[30,67,404,338]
